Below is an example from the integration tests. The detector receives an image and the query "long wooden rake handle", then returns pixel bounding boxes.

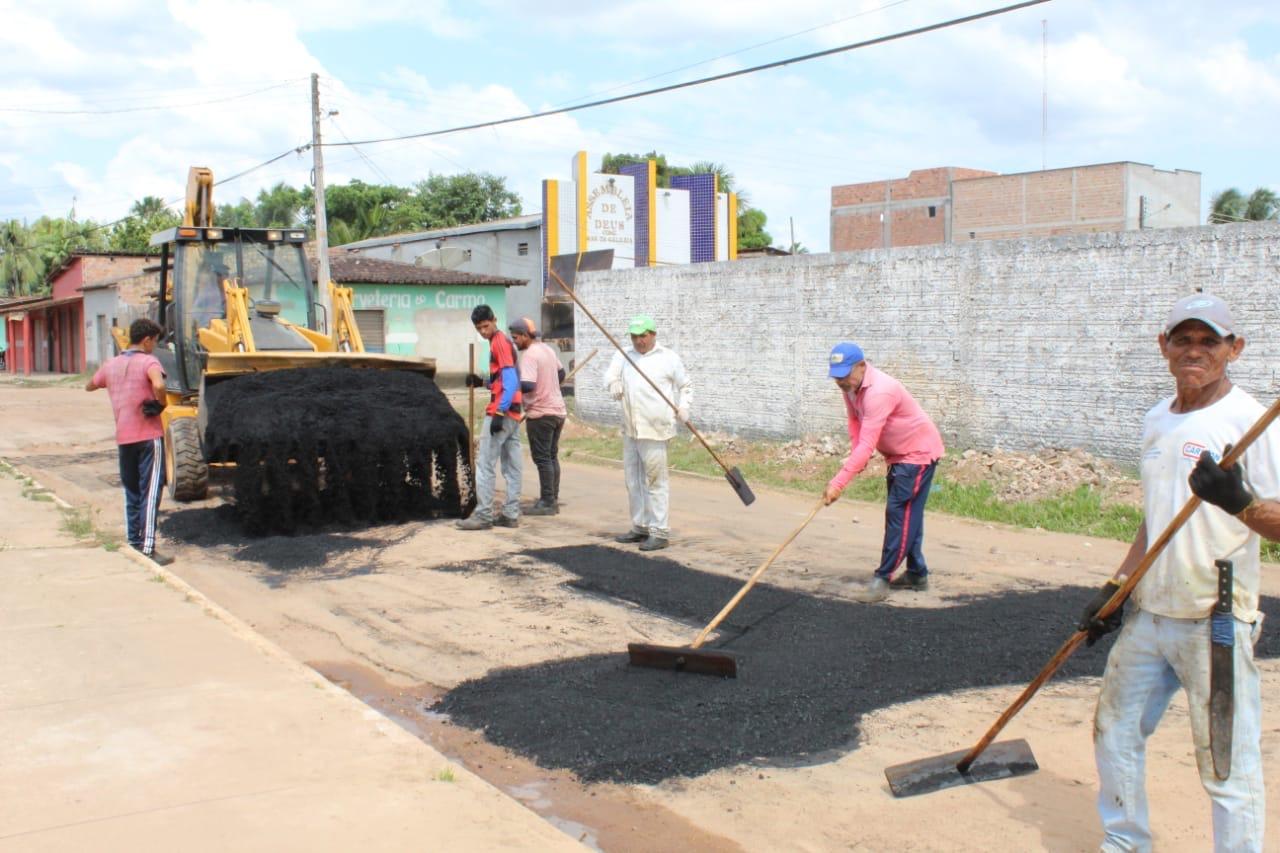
[467,342,477,472]
[548,266,735,476]
[561,348,599,384]
[956,392,1280,773]
[691,498,825,649]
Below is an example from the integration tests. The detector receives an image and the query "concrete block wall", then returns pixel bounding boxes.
[574,222,1280,463]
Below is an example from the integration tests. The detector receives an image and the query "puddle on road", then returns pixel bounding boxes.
[310,659,740,853]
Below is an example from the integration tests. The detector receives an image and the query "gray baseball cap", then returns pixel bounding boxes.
[1164,294,1235,337]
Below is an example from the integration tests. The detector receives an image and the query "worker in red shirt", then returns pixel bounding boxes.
[458,304,524,530]
[823,342,945,602]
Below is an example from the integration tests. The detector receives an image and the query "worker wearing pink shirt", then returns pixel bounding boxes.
[822,342,945,602]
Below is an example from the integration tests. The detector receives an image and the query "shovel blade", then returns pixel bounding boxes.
[884,738,1039,798]
[725,466,756,506]
[627,642,738,677]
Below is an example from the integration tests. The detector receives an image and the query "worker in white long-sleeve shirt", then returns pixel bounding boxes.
[602,314,692,552]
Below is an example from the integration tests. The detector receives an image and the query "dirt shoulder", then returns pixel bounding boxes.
[4,382,1277,852]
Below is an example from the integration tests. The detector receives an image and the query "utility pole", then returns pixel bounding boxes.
[790,216,796,254]
[311,72,332,332]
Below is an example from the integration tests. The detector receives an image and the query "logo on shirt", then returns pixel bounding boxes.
[1181,441,1218,462]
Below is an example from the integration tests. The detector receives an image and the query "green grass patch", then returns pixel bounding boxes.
[58,505,121,550]
[560,429,1151,546]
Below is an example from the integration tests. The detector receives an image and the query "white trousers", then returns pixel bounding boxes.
[1094,609,1264,852]
[622,435,669,538]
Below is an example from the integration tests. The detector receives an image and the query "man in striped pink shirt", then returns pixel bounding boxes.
[822,342,945,602]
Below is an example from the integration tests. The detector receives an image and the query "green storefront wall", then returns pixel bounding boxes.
[347,283,509,376]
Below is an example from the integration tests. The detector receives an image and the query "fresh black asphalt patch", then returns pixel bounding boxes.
[436,544,1280,784]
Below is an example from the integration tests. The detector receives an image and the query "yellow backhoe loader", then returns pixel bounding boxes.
[119,167,474,532]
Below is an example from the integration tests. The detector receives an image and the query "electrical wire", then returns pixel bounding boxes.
[0,143,311,258]
[547,0,915,109]
[323,0,1051,149]
[0,80,306,116]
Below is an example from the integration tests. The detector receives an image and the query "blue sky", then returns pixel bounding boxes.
[2,0,1278,252]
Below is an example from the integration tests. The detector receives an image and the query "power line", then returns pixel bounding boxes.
[323,0,1052,149]
[1,143,311,258]
[0,80,306,116]
[548,0,915,109]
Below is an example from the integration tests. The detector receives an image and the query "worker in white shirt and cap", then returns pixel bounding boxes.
[603,314,692,552]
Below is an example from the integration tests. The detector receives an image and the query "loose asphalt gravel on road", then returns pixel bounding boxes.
[436,544,1280,784]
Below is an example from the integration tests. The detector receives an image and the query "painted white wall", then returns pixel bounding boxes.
[573,222,1280,462]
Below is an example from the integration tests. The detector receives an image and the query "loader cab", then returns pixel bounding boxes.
[150,226,313,393]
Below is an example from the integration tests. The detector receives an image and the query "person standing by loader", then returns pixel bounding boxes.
[604,314,692,552]
[1079,294,1280,852]
[509,317,567,516]
[822,342,945,602]
[458,304,524,530]
[85,318,173,566]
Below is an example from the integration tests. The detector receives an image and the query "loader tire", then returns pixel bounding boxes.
[166,416,208,502]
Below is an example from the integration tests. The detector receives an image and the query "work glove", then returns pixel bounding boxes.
[677,406,690,425]
[464,373,486,389]
[489,415,505,436]
[557,366,566,384]
[609,381,624,401]
[1190,446,1253,515]
[1078,579,1125,647]
[141,399,165,417]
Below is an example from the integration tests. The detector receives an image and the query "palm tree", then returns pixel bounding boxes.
[1245,188,1279,221]
[0,220,41,296]
[1209,187,1279,224]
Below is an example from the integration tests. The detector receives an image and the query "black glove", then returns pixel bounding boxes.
[1078,579,1125,647]
[1190,446,1253,515]
[489,415,505,436]
[141,399,165,417]
[464,373,486,388]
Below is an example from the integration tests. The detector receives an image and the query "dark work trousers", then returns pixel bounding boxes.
[875,460,938,580]
[524,415,565,504]
[119,437,164,555]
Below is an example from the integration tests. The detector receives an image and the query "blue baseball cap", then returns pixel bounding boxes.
[828,342,865,378]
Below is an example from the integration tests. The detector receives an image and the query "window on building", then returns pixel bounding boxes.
[517,242,529,256]
[928,206,937,218]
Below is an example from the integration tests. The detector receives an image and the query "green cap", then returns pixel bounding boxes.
[628,314,656,335]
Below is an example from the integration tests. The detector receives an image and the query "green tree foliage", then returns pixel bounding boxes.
[601,151,773,250]
[0,220,42,296]
[1209,187,1279,224]
[737,208,773,250]
[408,172,522,230]
[106,196,181,253]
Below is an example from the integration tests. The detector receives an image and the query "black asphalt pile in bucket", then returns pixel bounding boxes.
[204,367,475,535]
[437,545,1280,784]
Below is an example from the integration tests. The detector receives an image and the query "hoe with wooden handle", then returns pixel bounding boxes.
[884,394,1280,797]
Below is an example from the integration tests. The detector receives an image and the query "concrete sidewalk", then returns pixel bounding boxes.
[0,471,582,852]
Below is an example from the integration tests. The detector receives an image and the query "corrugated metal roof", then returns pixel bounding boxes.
[321,253,526,287]
[339,213,543,250]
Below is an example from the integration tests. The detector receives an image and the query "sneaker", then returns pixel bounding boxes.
[849,576,891,603]
[145,551,175,567]
[889,572,929,591]
[494,516,519,528]
[525,501,559,516]
[638,535,669,552]
[456,516,494,531]
[614,529,648,543]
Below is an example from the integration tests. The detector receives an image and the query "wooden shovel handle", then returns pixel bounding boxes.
[691,498,826,649]
[957,391,1280,773]
[467,343,476,472]
[548,266,733,477]
[562,348,599,384]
